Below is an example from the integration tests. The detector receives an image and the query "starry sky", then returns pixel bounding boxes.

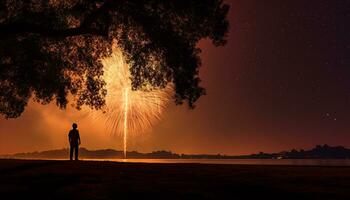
[1,0,350,155]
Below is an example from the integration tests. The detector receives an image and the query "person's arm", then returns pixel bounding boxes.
[78,131,81,145]
[68,131,71,143]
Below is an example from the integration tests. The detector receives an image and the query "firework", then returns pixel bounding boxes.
[89,48,171,158]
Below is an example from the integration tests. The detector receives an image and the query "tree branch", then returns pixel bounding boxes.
[0,0,115,38]
[0,23,106,38]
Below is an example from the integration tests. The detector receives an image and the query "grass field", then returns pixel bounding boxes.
[1,159,350,199]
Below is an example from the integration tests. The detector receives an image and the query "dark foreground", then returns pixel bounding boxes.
[1,159,350,199]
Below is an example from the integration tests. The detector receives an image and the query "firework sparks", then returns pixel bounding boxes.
[89,48,171,158]
[123,88,128,158]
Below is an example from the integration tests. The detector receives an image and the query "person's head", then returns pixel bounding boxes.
[72,123,78,129]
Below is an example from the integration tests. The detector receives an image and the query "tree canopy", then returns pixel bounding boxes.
[0,0,229,118]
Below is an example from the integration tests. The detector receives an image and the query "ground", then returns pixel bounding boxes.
[1,159,350,199]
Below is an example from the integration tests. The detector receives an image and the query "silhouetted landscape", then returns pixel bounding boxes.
[2,0,350,199]
[3,144,350,160]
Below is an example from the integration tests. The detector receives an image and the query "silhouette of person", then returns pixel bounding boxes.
[68,123,81,161]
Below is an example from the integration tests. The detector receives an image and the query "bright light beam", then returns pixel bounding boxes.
[123,88,128,158]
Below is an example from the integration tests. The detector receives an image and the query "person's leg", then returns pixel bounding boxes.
[70,145,73,161]
[75,144,79,161]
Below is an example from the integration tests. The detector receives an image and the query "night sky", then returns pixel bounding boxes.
[1,0,350,155]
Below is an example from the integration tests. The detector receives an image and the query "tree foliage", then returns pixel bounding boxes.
[0,0,229,118]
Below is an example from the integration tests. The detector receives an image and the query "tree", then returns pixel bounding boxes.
[0,0,229,118]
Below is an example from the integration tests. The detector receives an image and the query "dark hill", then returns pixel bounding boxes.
[2,144,350,159]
